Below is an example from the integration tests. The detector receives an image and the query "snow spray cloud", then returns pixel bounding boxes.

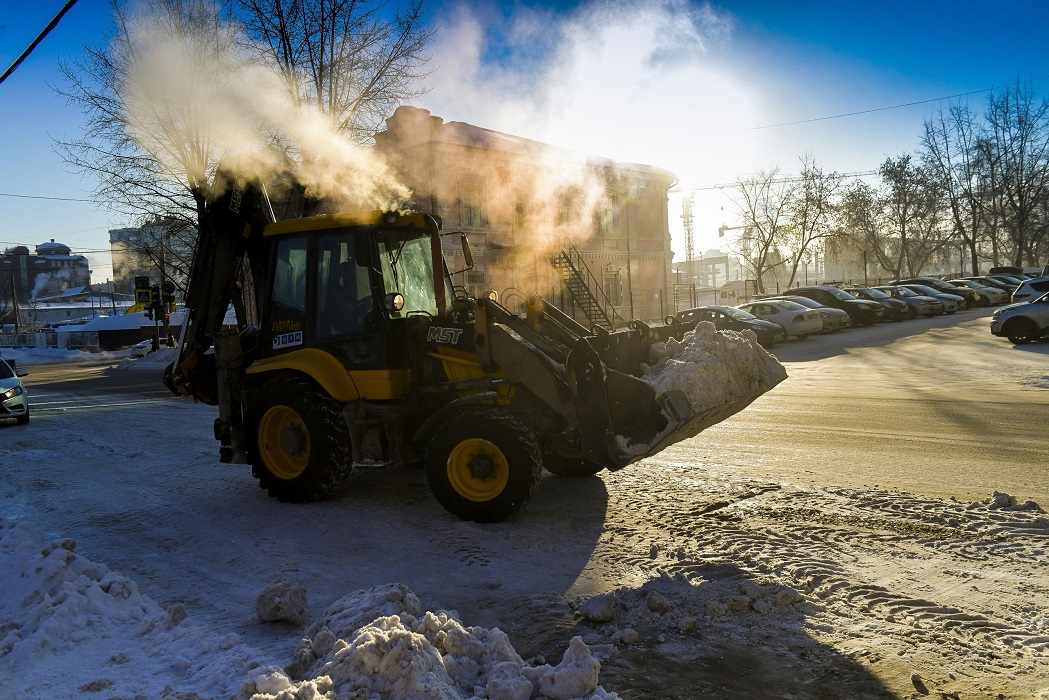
[121,4,409,212]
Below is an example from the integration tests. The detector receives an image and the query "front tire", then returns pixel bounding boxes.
[246,376,352,502]
[426,409,542,522]
[16,407,28,425]
[1005,318,1040,345]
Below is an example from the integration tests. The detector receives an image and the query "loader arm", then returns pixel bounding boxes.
[164,177,272,404]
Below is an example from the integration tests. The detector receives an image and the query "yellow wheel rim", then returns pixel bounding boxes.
[447,438,509,502]
[258,405,310,480]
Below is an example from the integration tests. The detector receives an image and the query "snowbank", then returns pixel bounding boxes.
[0,346,131,366]
[0,519,620,699]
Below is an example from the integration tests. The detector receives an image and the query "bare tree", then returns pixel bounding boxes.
[56,0,243,231]
[238,0,435,146]
[922,102,990,276]
[730,168,796,293]
[781,155,844,287]
[984,81,1049,267]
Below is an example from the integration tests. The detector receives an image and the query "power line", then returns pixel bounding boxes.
[686,169,878,193]
[747,75,1049,131]
[0,0,81,87]
[0,191,96,203]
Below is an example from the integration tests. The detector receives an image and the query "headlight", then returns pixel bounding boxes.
[3,385,23,400]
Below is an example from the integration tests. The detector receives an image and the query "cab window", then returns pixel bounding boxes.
[270,237,307,348]
[315,233,374,339]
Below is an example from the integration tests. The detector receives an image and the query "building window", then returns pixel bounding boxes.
[603,268,623,306]
[598,194,620,237]
[461,183,482,228]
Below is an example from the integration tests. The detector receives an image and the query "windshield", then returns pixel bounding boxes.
[859,287,888,299]
[784,296,821,309]
[727,308,757,320]
[775,300,807,311]
[0,361,13,380]
[826,287,859,301]
[909,284,940,295]
[377,231,452,316]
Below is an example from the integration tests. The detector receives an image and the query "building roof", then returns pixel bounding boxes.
[376,106,677,182]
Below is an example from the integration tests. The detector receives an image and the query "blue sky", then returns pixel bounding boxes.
[2,0,1047,279]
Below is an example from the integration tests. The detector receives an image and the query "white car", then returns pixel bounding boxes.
[0,358,30,425]
[990,291,1049,344]
[948,279,1009,306]
[129,338,156,358]
[736,299,823,339]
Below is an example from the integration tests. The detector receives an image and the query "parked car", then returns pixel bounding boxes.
[897,284,965,314]
[1009,275,1049,304]
[842,286,909,321]
[891,277,980,309]
[960,274,1015,293]
[735,299,823,339]
[786,285,885,326]
[129,338,155,358]
[985,274,1027,296]
[945,278,1009,306]
[874,285,943,318]
[990,292,1049,344]
[763,295,852,332]
[676,306,786,346]
[0,358,29,425]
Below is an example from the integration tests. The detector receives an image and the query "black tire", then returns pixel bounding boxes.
[245,376,352,502]
[795,333,809,340]
[16,407,29,425]
[426,409,542,522]
[907,307,918,320]
[1005,318,1040,345]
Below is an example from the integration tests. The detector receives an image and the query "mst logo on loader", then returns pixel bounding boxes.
[427,327,463,344]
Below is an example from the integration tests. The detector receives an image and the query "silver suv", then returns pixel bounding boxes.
[990,291,1049,344]
[1010,275,1049,303]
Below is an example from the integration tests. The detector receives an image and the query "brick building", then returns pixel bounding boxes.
[373,107,677,326]
[0,240,91,303]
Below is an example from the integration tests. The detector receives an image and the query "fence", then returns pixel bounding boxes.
[0,332,100,352]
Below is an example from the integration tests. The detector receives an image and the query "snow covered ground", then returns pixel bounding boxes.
[2,316,1048,699]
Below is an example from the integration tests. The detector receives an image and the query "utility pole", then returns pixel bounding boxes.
[681,194,695,263]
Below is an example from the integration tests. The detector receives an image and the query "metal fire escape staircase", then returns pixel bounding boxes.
[552,243,624,331]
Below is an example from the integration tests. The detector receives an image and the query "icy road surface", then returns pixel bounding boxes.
[1,309,1048,699]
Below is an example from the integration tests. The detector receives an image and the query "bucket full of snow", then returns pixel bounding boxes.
[569,321,787,470]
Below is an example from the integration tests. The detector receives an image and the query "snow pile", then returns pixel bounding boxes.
[967,491,1044,512]
[1,518,618,699]
[241,583,620,700]
[640,322,787,415]
[115,345,179,371]
[575,574,808,646]
[0,518,266,697]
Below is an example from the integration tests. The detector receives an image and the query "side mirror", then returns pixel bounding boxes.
[16,368,28,377]
[460,233,474,270]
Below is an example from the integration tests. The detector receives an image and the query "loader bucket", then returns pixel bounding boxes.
[568,321,786,470]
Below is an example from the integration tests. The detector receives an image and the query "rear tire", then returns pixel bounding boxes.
[1005,318,1040,345]
[426,409,542,522]
[246,376,352,502]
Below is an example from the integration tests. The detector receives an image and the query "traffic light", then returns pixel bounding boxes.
[150,285,165,320]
